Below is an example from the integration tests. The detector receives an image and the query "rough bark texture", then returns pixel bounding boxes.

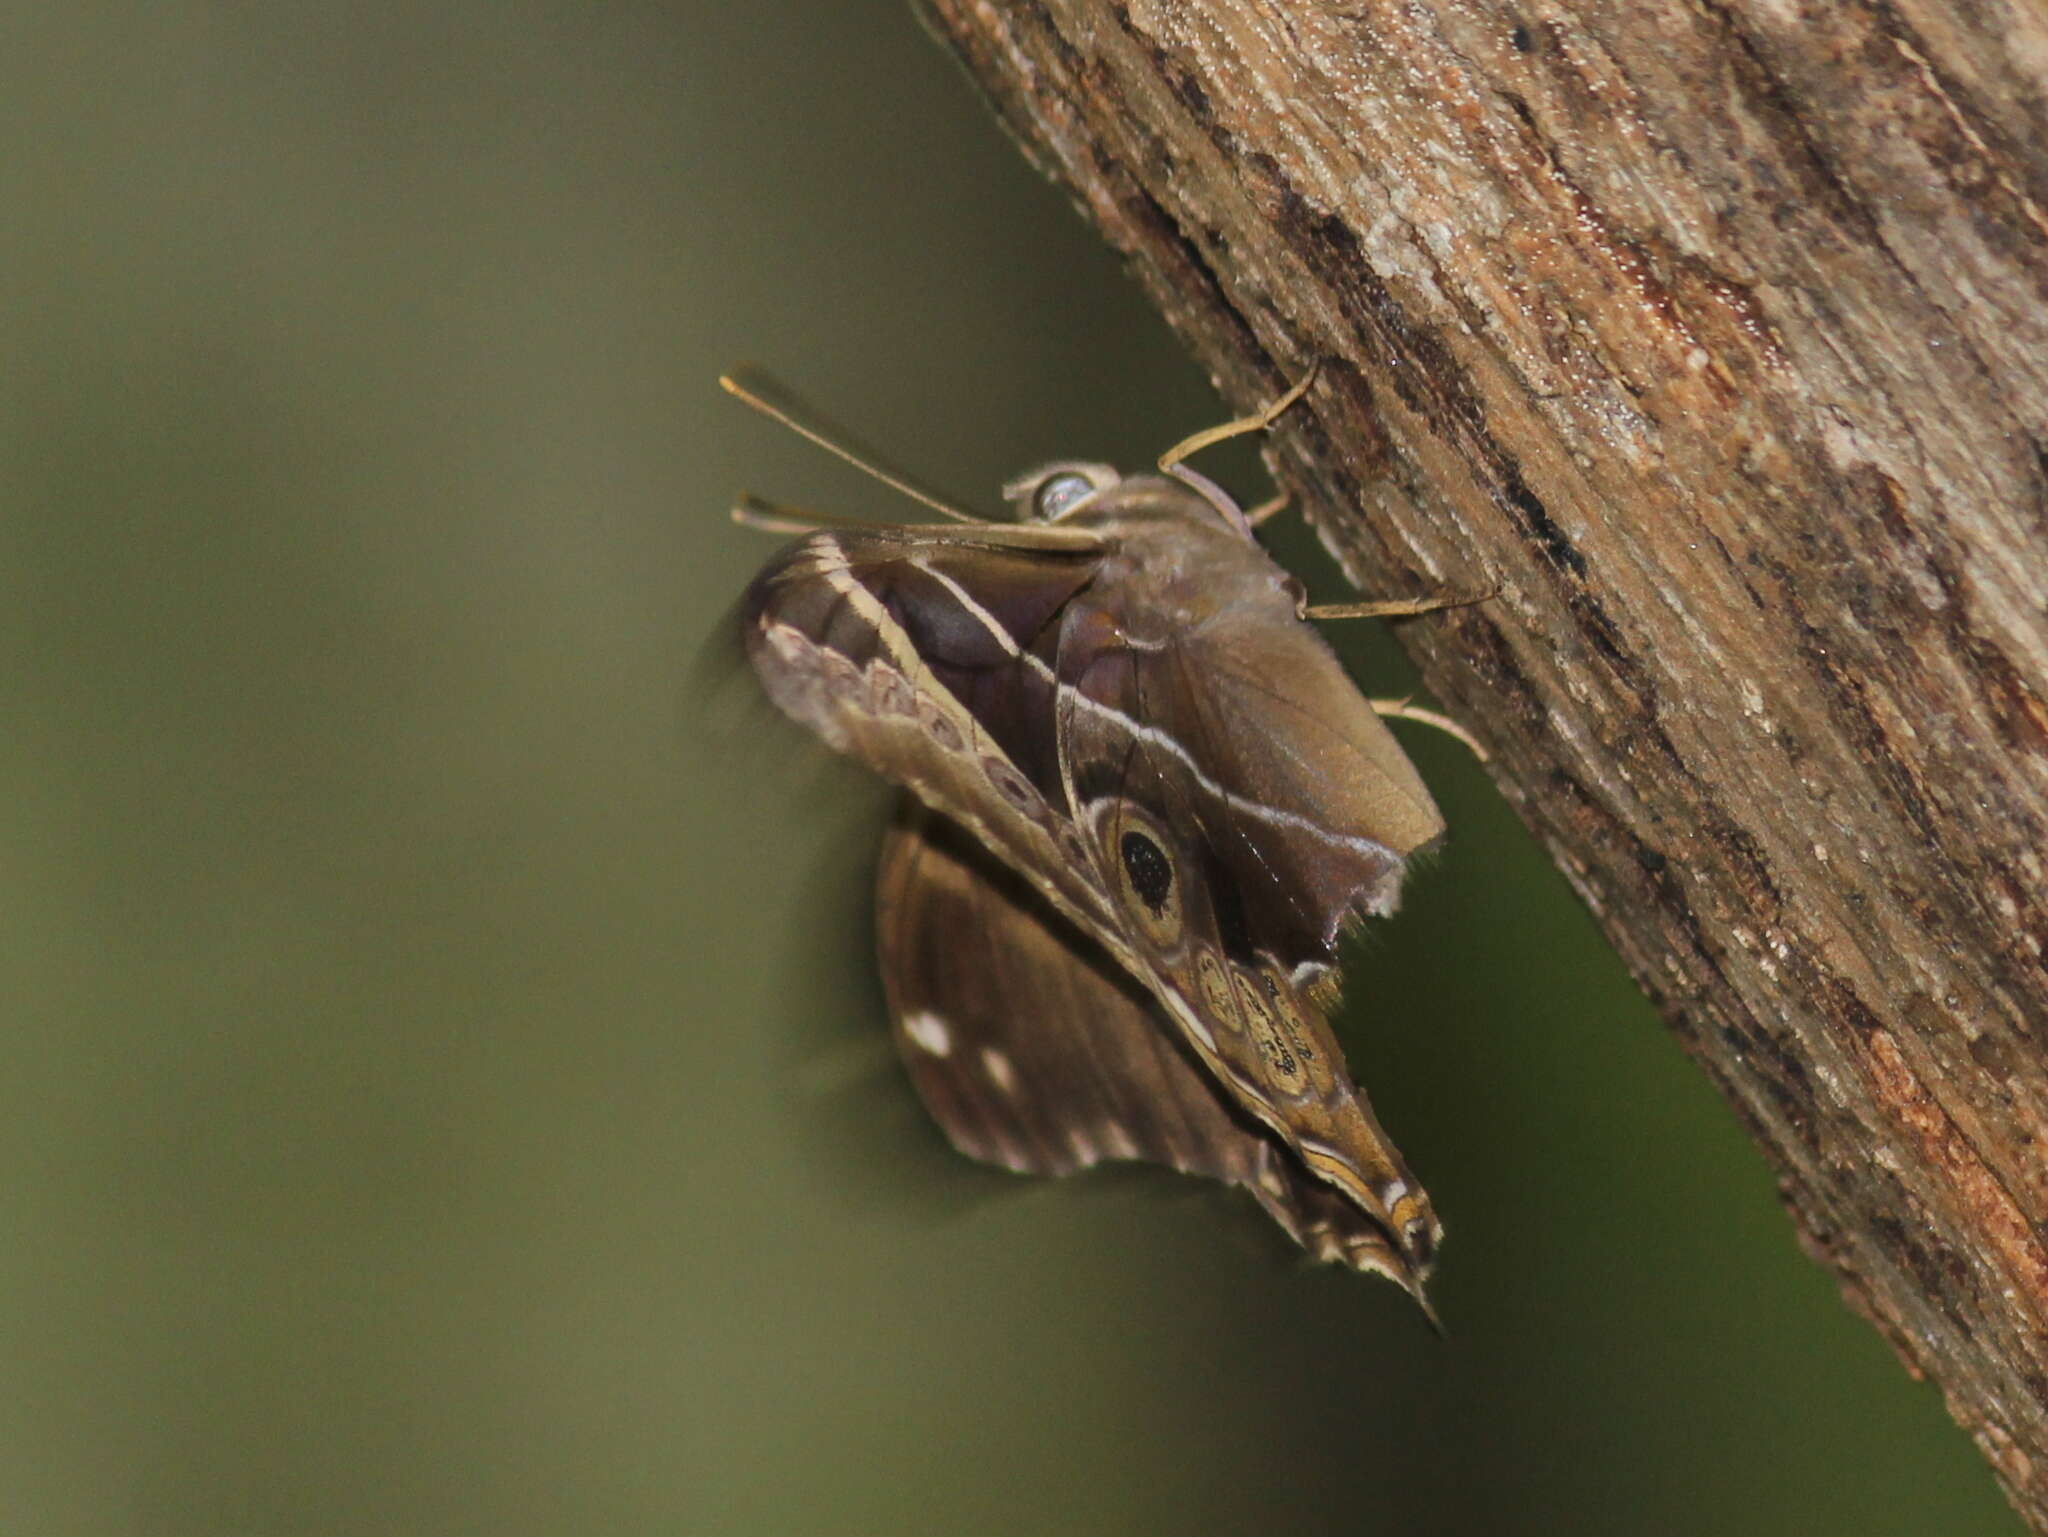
[915,0,2048,1523]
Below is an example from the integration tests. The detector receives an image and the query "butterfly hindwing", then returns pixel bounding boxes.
[876,800,1417,1284]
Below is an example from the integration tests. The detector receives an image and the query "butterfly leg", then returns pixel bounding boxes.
[1157,362,1322,472]
[1367,698,1490,763]
[1244,488,1291,528]
[1302,587,1496,620]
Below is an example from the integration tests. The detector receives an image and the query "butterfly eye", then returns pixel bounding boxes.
[1092,800,1184,951]
[1032,472,1095,522]
[1121,830,1173,913]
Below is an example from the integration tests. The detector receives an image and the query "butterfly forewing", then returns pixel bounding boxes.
[1053,491,1444,960]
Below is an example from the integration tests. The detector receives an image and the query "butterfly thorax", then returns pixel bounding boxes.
[1063,485,1302,646]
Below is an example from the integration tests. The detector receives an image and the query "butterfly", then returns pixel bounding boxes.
[726,368,1479,1312]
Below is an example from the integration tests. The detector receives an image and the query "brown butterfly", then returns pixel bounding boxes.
[726,369,1479,1312]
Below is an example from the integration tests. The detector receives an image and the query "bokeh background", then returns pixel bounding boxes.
[4,4,2018,1534]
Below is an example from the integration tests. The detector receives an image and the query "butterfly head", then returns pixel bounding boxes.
[1007,456,1269,547]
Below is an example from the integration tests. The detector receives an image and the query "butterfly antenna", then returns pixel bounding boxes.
[730,493,894,537]
[720,369,988,524]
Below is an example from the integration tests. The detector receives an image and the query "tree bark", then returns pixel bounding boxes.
[915,0,2048,1523]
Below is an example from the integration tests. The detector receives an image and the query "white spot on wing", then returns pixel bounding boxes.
[980,1046,1017,1095]
[902,1010,952,1058]
[982,1129,1029,1173]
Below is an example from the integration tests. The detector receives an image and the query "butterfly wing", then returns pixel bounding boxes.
[1050,494,1446,1279]
[877,800,1416,1282]
[744,522,1125,950]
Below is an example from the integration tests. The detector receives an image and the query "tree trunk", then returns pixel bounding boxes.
[915,0,2048,1523]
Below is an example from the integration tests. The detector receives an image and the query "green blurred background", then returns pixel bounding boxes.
[2,4,2015,1534]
